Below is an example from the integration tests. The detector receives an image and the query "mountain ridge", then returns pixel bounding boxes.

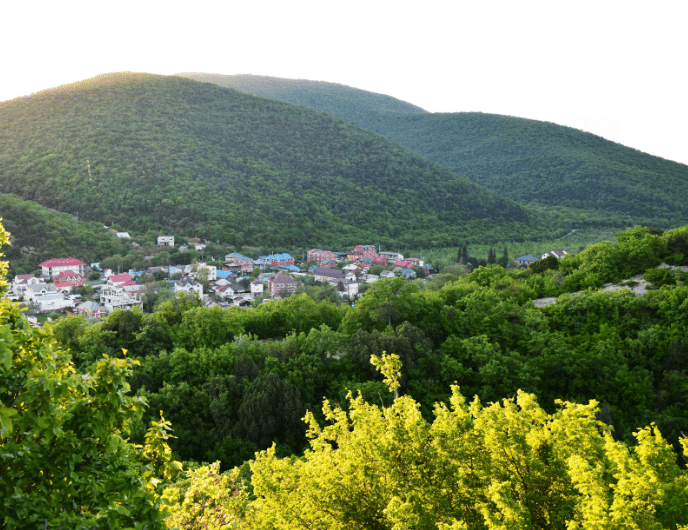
[177,73,688,228]
[0,72,550,253]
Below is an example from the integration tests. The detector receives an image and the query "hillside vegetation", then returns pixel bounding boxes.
[0,73,550,250]
[0,193,125,276]
[181,73,688,228]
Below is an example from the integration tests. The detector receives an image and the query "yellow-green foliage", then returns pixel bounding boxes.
[163,462,249,529]
[243,354,688,529]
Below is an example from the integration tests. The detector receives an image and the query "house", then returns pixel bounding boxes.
[516,255,538,267]
[225,253,255,272]
[100,284,144,311]
[174,277,203,298]
[25,284,58,302]
[268,271,300,295]
[54,282,74,294]
[372,256,388,267]
[116,232,131,239]
[190,242,206,251]
[12,274,45,296]
[32,294,75,313]
[157,236,175,246]
[259,253,295,268]
[55,270,85,286]
[346,250,364,262]
[307,249,337,264]
[313,267,345,283]
[40,258,86,279]
[107,274,133,287]
[379,251,404,261]
[76,301,108,319]
[215,284,235,300]
[352,245,376,259]
[216,270,233,280]
[400,268,417,279]
[251,280,264,297]
[196,263,217,281]
[380,270,396,279]
[405,257,424,267]
[231,296,251,308]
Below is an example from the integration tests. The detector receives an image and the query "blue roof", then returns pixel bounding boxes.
[216,270,232,279]
[517,255,538,261]
[259,253,294,261]
[280,265,300,271]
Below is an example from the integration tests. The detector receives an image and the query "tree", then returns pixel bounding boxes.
[0,219,180,528]
[246,354,688,530]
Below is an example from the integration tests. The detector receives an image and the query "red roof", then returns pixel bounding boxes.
[109,274,132,284]
[40,258,86,267]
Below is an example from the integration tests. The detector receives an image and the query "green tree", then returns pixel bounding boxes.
[245,354,688,530]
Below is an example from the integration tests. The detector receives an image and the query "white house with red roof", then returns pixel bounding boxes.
[12,274,45,296]
[107,274,132,287]
[40,258,86,279]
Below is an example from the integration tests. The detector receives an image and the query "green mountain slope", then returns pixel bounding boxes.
[0,73,551,250]
[0,193,125,276]
[179,73,688,228]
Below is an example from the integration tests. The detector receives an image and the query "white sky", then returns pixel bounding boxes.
[2,1,686,165]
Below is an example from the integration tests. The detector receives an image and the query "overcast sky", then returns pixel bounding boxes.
[3,1,685,165]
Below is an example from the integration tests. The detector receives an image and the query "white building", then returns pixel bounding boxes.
[175,277,203,298]
[196,263,217,281]
[40,258,86,279]
[25,284,58,302]
[12,275,45,296]
[157,236,175,246]
[250,280,264,297]
[100,284,144,311]
[32,294,75,313]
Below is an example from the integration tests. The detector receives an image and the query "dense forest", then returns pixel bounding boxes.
[4,221,688,527]
[0,73,551,250]
[184,73,688,228]
[0,192,127,276]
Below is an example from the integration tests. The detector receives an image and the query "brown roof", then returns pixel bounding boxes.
[272,271,299,285]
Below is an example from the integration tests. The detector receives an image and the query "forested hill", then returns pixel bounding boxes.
[176,72,429,120]
[0,73,549,249]
[181,73,688,228]
[0,193,125,276]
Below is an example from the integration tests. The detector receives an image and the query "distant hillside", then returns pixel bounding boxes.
[0,73,553,251]
[176,73,428,120]
[0,193,125,276]
[180,73,688,228]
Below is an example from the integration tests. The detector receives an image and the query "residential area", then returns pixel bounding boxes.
[5,233,573,324]
[5,241,438,322]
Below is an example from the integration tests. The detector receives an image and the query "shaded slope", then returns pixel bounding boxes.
[0,73,547,250]
[184,73,688,228]
[0,193,124,276]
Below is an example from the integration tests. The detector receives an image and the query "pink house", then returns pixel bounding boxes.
[307,249,337,264]
[55,270,85,286]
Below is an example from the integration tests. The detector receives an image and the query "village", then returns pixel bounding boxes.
[5,239,443,321]
[6,233,573,323]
